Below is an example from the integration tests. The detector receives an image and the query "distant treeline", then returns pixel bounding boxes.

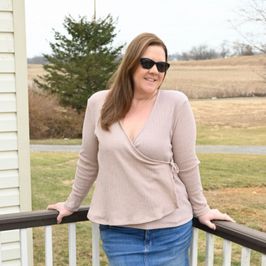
[27,56,48,64]
[169,43,260,61]
[28,43,261,64]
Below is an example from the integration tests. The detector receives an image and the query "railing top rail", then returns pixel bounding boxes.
[0,206,89,230]
[0,206,265,254]
[193,218,266,254]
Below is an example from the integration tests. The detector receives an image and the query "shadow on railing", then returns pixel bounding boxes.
[0,206,265,265]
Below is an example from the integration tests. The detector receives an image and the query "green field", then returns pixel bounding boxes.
[31,152,266,265]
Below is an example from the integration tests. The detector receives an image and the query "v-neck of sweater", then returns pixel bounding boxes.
[119,90,160,145]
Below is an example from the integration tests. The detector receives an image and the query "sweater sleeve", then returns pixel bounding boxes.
[172,98,210,217]
[64,98,99,211]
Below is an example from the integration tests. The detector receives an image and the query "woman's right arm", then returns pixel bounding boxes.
[48,97,99,222]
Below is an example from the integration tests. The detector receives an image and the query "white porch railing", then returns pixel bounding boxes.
[0,206,265,265]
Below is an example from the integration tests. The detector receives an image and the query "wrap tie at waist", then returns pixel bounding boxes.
[170,160,179,175]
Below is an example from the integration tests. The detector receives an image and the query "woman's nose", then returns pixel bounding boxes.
[148,64,159,73]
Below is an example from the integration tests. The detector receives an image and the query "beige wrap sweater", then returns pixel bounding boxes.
[64,90,210,229]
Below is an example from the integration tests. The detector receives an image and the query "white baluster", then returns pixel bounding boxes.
[241,247,250,266]
[222,240,232,266]
[205,233,214,266]
[190,228,198,266]
[45,226,53,266]
[92,223,100,266]
[20,229,29,266]
[68,223,76,266]
[262,254,266,266]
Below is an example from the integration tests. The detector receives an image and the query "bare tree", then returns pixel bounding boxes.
[232,42,255,55]
[173,45,220,61]
[219,41,231,58]
[231,0,266,53]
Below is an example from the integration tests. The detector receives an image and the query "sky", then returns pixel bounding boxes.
[24,0,253,58]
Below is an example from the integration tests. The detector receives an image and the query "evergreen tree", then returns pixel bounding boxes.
[34,15,123,112]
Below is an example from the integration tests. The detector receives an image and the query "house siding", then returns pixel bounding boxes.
[0,0,32,265]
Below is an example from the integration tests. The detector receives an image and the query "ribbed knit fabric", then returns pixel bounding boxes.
[64,90,210,229]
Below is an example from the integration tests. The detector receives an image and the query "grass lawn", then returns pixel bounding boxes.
[31,152,266,265]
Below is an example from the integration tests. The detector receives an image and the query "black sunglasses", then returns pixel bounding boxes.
[140,58,170,73]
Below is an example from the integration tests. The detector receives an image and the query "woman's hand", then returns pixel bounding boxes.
[47,202,73,224]
[198,209,235,230]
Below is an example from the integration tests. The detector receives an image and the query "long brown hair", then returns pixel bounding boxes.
[100,32,169,131]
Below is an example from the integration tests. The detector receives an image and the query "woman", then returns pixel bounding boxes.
[48,32,234,266]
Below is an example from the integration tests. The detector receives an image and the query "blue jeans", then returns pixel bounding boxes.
[99,220,192,266]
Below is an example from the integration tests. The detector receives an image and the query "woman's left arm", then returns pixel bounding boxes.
[172,97,234,229]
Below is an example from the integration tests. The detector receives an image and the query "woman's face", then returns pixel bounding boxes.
[132,45,166,98]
